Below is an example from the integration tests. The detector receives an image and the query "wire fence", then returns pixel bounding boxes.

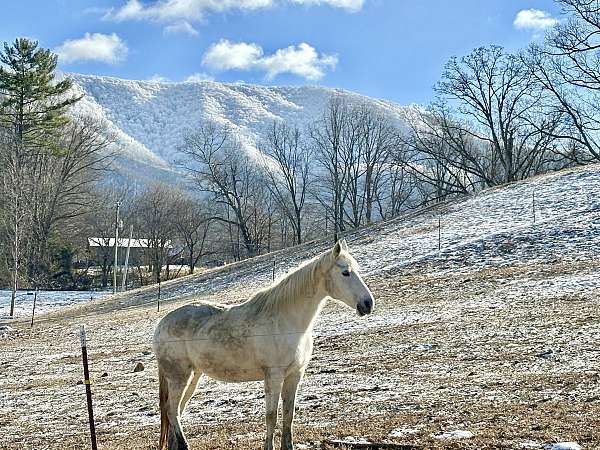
[3,187,599,448]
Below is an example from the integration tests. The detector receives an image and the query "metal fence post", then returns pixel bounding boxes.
[79,325,98,450]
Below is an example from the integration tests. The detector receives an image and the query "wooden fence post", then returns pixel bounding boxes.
[79,325,98,450]
[30,288,38,328]
[157,280,161,312]
[438,217,441,253]
[533,190,536,224]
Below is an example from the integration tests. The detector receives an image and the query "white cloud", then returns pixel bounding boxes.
[185,72,215,82]
[203,40,263,71]
[291,0,364,12]
[54,33,128,64]
[106,0,274,22]
[105,0,365,23]
[513,9,558,31]
[148,74,170,82]
[259,43,338,80]
[202,39,337,80]
[163,20,199,36]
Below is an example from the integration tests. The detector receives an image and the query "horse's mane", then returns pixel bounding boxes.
[242,251,330,315]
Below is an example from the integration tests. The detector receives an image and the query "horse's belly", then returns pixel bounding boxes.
[201,365,265,383]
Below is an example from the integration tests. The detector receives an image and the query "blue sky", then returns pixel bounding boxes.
[0,0,562,105]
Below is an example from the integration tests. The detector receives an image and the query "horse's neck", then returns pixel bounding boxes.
[283,289,327,333]
[250,256,330,332]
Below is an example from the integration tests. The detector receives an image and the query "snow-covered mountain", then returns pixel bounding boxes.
[69,74,411,183]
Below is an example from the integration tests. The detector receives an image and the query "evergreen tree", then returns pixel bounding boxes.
[0,38,81,313]
[0,37,81,144]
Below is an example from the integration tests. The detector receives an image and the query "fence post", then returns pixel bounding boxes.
[532,190,536,224]
[438,217,441,253]
[30,288,38,328]
[157,280,161,312]
[272,260,276,281]
[79,325,98,450]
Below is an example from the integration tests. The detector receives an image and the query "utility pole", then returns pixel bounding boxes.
[9,194,19,317]
[112,202,120,295]
[122,225,133,291]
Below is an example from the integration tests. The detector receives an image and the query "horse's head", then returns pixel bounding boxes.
[322,239,374,316]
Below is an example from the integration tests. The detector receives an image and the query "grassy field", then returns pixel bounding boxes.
[2,166,600,449]
[1,257,599,449]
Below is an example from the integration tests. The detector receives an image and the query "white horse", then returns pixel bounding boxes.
[153,239,374,450]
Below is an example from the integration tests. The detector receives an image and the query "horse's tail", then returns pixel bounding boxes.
[159,367,169,450]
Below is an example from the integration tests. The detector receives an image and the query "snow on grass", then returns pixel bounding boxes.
[389,426,421,437]
[432,430,474,440]
[2,165,600,448]
[544,443,582,450]
[0,290,110,320]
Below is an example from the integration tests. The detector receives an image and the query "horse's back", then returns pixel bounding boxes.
[153,302,228,352]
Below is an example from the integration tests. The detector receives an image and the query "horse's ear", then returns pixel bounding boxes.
[340,239,349,252]
[332,240,343,258]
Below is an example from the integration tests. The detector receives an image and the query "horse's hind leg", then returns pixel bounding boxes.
[165,366,194,450]
[181,370,202,413]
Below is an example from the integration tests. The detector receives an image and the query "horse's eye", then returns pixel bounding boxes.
[342,270,350,277]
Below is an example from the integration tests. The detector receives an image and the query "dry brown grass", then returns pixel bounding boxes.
[1,258,599,449]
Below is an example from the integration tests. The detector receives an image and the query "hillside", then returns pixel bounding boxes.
[1,164,600,449]
[68,74,410,183]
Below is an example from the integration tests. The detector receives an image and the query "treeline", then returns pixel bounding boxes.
[1,0,600,295]
[0,39,113,307]
[403,0,600,199]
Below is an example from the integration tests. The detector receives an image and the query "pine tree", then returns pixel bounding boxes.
[0,37,81,145]
[0,38,81,315]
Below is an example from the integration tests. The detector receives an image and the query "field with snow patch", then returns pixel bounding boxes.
[1,165,600,449]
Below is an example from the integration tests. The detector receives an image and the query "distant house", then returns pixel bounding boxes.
[87,237,173,266]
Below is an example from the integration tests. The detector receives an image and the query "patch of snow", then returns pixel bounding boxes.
[544,443,582,450]
[520,442,542,449]
[0,325,15,337]
[432,430,474,440]
[0,290,111,319]
[390,426,421,437]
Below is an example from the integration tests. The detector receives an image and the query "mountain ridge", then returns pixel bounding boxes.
[68,73,412,183]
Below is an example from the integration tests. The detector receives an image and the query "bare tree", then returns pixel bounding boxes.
[136,183,181,284]
[0,127,27,313]
[400,105,488,200]
[173,193,213,274]
[260,122,311,245]
[178,122,263,257]
[435,46,559,185]
[24,117,114,281]
[86,184,132,288]
[311,96,350,241]
[525,1,600,162]
[356,105,399,223]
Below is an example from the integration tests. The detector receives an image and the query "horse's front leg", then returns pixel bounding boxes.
[263,369,285,450]
[281,369,304,450]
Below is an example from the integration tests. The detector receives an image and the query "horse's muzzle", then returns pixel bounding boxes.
[357,298,373,316]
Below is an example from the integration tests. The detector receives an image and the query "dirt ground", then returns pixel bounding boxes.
[1,250,599,450]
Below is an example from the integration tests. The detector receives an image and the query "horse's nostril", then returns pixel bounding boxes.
[364,298,373,310]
